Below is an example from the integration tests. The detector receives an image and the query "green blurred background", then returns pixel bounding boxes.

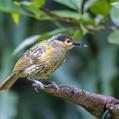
[0,0,119,119]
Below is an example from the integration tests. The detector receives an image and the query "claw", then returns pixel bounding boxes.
[31,79,59,92]
[32,80,45,92]
[44,82,59,92]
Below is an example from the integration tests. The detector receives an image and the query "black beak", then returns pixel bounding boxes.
[73,41,88,47]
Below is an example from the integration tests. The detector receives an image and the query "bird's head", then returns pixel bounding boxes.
[51,34,87,50]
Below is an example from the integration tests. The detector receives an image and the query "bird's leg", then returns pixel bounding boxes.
[28,78,45,92]
[32,80,45,92]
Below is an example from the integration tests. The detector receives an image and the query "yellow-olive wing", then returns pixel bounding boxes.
[13,42,47,72]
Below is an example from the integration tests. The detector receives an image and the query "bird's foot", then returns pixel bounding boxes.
[31,80,59,92]
[31,80,45,92]
[43,81,59,92]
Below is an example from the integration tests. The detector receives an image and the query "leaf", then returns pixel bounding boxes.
[53,0,83,11]
[110,7,119,26]
[80,24,88,35]
[81,12,95,25]
[13,35,41,55]
[90,1,111,16]
[112,1,119,8]
[72,29,83,40]
[0,0,45,20]
[11,12,20,25]
[30,0,45,9]
[52,10,81,20]
[14,0,45,19]
[108,30,119,45]
[0,0,33,16]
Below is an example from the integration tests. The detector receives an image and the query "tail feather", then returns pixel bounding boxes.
[0,72,18,91]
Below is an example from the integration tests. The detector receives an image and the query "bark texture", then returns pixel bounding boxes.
[32,83,119,119]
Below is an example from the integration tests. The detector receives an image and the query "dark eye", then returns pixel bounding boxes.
[67,40,71,43]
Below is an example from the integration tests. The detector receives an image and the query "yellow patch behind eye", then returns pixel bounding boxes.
[63,41,73,49]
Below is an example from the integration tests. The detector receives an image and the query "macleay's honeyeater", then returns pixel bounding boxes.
[0,34,87,91]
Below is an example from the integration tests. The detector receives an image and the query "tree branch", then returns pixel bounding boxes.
[32,83,119,119]
[40,7,119,31]
[40,7,76,24]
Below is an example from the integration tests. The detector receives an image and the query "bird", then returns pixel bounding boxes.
[0,34,87,91]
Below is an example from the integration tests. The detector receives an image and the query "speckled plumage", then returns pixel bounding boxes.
[14,40,66,79]
[0,34,86,90]
[0,34,70,90]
